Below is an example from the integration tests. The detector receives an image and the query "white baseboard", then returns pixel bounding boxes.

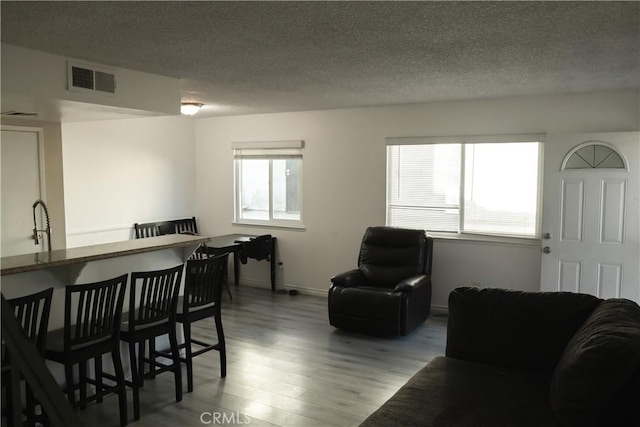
[66,224,134,248]
[232,279,327,297]
[66,224,133,236]
[282,285,328,297]
[235,279,450,315]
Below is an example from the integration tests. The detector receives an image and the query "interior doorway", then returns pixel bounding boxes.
[1,126,46,256]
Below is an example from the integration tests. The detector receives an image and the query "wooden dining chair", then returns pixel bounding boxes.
[174,254,228,392]
[134,221,173,238]
[45,276,128,426]
[172,217,198,235]
[3,288,53,427]
[134,218,198,239]
[119,264,183,421]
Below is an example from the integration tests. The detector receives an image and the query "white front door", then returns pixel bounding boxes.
[540,132,639,302]
[1,126,45,257]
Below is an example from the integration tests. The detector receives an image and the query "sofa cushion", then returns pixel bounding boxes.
[361,356,556,427]
[446,287,602,373]
[550,298,640,426]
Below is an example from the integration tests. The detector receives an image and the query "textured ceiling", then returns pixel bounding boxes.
[1,1,639,118]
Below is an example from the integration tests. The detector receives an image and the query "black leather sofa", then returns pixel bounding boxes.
[361,287,640,427]
[329,226,433,336]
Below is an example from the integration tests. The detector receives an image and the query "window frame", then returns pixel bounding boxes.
[233,140,305,229]
[385,134,545,242]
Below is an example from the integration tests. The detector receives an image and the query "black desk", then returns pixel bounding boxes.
[204,234,277,291]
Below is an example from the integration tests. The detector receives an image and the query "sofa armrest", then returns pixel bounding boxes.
[331,269,367,287]
[550,299,640,426]
[393,275,430,293]
[446,286,602,373]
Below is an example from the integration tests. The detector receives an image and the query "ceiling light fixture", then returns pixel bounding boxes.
[181,102,203,116]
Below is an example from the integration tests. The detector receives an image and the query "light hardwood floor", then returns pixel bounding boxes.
[75,286,447,427]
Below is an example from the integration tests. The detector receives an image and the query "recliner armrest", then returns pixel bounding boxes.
[393,275,430,292]
[331,269,367,287]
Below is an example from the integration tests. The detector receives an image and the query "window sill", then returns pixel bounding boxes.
[232,221,306,231]
[427,232,541,248]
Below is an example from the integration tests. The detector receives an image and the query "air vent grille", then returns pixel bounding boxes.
[68,62,116,94]
[72,66,94,89]
[95,71,115,93]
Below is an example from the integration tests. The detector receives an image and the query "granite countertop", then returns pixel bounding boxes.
[0,234,210,276]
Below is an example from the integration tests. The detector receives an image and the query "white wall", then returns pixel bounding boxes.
[62,116,196,247]
[194,90,640,308]
[55,90,639,309]
[1,44,181,116]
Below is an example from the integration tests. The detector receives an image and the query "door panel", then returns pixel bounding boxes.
[1,127,44,256]
[541,132,639,303]
[597,263,622,298]
[600,179,625,244]
[560,179,584,242]
[558,260,581,293]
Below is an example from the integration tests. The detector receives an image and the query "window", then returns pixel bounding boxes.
[233,140,303,228]
[562,141,627,170]
[386,135,544,239]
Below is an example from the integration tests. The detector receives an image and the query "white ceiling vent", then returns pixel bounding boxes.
[67,61,116,95]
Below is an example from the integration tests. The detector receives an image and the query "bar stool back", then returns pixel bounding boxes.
[3,288,53,427]
[45,275,128,426]
[176,254,228,392]
[119,264,183,421]
[187,239,233,301]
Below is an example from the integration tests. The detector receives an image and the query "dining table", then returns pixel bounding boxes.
[202,233,278,291]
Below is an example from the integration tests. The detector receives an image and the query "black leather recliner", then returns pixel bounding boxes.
[329,226,433,336]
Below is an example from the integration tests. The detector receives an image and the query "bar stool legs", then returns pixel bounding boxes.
[168,329,183,403]
[173,255,228,393]
[120,264,184,421]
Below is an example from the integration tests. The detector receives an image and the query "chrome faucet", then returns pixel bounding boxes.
[32,199,52,252]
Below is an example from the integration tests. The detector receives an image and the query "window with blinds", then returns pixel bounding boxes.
[233,140,304,228]
[386,135,543,239]
[388,144,461,231]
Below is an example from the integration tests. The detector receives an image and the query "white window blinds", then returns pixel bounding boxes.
[232,140,304,159]
[387,144,461,232]
[386,135,544,239]
[462,142,542,237]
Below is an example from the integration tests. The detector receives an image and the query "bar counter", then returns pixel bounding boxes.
[1,234,209,276]
[1,234,212,332]
[1,234,214,389]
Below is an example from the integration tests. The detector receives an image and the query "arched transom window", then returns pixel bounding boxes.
[562,141,627,171]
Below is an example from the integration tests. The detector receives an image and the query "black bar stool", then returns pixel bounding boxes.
[174,254,228,392]
[3,288,53,427]
[119,264,183,421]
[45,276,128,426]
